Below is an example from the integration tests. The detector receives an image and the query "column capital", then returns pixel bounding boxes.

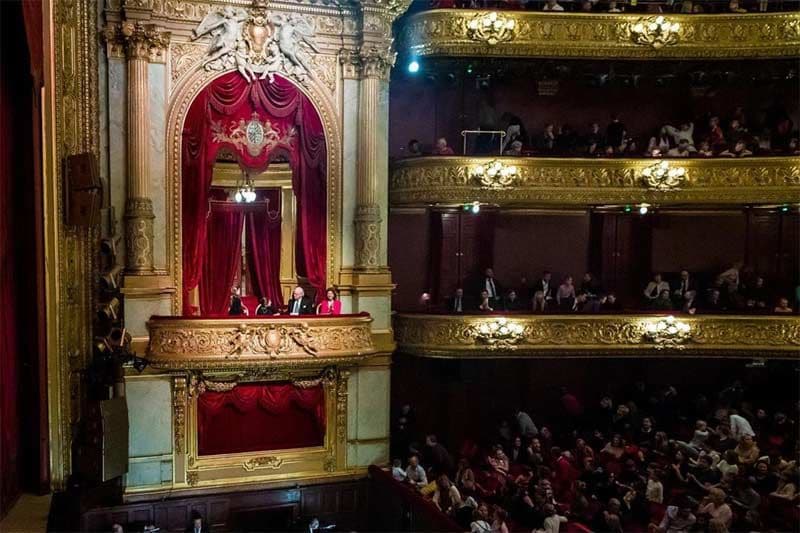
[104,21,170,63]
[359,43,395,81]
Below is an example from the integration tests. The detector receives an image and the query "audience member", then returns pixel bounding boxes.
[407,139,422,157]
[254,297,274,315]
[286,286,313,315]
[447,287,468,313]
[556,276,576,311]
[406,454,428,488]
[228,293,249,316]
[644,273,670,305]
[316,287,341,315]
[433,137,455,155]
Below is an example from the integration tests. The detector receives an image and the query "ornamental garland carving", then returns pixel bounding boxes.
[146,316,376,369]
[390,157,800,206]
[393,314,800,357]
[398,10,800,59]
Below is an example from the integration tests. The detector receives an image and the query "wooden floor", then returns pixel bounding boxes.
[0,493,51,533]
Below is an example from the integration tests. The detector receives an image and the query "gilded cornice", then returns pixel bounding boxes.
[398,10,800,60]
[393,313,800,358]
[103,21,171,62]
[390,156,800,206]
[146,315,377,369]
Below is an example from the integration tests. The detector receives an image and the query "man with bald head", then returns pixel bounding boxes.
[286,286,313,315]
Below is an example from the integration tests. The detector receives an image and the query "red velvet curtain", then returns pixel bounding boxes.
[198,383,325,455]
[182,72,327,314]
[246,189,283,306]
[200,203,245,316]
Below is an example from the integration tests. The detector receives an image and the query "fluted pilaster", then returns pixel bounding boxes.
[354,46,393,270]
[118,22,169,273]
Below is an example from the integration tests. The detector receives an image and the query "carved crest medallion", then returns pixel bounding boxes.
[210,112,296,157]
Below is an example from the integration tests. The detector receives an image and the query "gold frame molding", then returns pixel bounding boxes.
[393,313,800,358]
[398,10,800,60]
[166,67,342,315]
[162,367,351,491]
[146,315,377,370]
[390,156,800,206]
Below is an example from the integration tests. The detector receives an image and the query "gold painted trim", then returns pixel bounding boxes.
[390,156,800,206]
[147,315,376,370]
[399,10,800,60]
[393,313,800,357]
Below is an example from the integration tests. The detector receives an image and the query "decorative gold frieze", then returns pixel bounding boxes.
[466,11,518,45]
[394,314,800,357]
[146,315,376,370]
[355,205,382,269]
[641,160,687,191]
[336,370,350,443]
[390,156,800,206]
[398,10,800,59]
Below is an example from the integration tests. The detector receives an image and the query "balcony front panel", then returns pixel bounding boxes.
[394,313,800,357]
[390,156,800,206]
[399,10,800,60]
[146,314,377,370]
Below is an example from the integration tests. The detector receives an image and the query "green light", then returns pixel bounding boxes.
[781,205,789,212]
[624,205,632,213]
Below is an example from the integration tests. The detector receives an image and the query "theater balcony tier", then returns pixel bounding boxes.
[393,313,800,358]
[145,314,377,371]
[390,156,800,207]
[398,10,800,60]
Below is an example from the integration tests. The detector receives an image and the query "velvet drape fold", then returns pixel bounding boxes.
[200,203,245,316]
[182,72,327,315]
[246,188,283,307]
[198,383,326,455]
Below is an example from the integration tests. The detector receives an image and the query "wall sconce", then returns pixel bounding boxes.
[472,160,518,189]
[641,160,686,191]
[629,16,682,49]
[644,315,691,349]
[466,12,518,45]
[471,317,526,350]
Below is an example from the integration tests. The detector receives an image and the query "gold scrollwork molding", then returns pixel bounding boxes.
[394,314,800,358]
[173,376,188,454]
[390,156,800,206]
[103,21,171,63]
[398,10,800,59]
[146,315,376,370]
[242,455,284,472]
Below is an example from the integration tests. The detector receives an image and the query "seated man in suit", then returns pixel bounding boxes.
[672,269,697,307]
[446,287,469,313]
[286,286,314,315]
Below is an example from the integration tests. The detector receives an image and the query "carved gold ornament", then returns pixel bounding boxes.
[641,160,687,191]
[394,314,800,357]
[242,455,284,472]
[471,318,526,350]
[466,12,518,45]
[399,11,800,59]
[211,112,296,158]
[644,315,692,349]
[628,16,682,48]
[146,316,376,370]
[473,160,518,189]
[390,156,800,207]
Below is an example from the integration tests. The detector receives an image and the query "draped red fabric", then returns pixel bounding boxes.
[197,383,325,455]
[21,0,43,89]
[182,72,327,314]
[200,203,245,316]
[246,189,283,307]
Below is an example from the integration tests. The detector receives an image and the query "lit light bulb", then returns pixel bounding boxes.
[235,191,243,203]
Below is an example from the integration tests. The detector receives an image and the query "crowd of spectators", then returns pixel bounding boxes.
[441,265,797,315]
[425,0,799,13]
[406,107,799,159]
[390,378,799,532]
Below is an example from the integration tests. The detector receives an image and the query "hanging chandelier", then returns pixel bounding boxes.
[234,171,257,203]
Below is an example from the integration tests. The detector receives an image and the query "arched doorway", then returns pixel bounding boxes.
[180,72,327,316]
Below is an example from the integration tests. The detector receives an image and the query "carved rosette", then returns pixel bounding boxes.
[355,205,381,270]
[124,197,155,272]
[393,314,800,357]
[119,21,171,63]
[146,316,377,369]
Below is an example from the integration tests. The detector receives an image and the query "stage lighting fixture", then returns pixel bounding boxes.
[407,60,420,74]
[638,203,650,215]
[470,201,481,214]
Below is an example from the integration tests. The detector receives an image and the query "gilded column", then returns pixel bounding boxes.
[354,46,393,270]
[120,22,169,273]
